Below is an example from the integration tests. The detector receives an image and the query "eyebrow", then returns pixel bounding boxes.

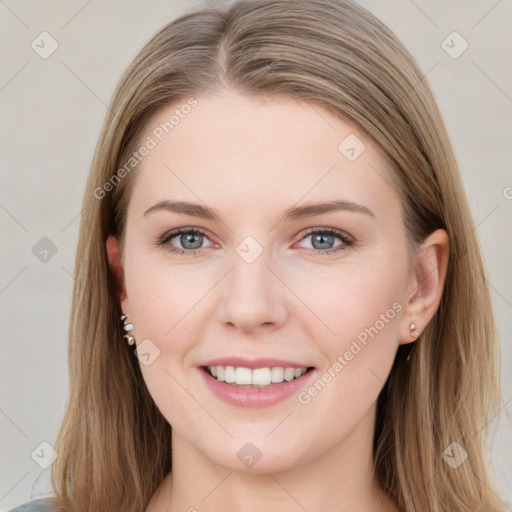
[143,199,375,221]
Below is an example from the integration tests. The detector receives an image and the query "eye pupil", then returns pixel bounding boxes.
[181,232,203,249]
[312,233,334,250]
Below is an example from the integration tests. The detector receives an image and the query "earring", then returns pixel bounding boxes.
[121,314,136,346]
[406,322,419,362]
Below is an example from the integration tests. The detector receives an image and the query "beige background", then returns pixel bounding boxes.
[1,0,511,509]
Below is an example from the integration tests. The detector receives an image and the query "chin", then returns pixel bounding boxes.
[198,435,310,475]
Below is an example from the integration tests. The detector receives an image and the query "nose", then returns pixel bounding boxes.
[217,251,288,334]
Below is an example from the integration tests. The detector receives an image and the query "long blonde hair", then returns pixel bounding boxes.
[51,1,505,510]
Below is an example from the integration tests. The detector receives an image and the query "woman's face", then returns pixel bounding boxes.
[108,89,418,473]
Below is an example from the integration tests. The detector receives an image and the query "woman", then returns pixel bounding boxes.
[10,0,506,510]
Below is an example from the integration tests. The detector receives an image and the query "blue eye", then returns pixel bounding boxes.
[297,228,354,255]
[159,228,211,255]
[157,227,354,256]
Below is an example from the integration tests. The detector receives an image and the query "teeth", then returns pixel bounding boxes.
[225,366,236,383]
[207,365,309,386]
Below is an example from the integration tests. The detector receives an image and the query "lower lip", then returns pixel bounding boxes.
[198,367,317,408]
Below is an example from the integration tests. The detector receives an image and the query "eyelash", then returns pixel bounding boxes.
[157,227,354,257]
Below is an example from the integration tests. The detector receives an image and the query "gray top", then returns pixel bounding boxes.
[9,498,55,512]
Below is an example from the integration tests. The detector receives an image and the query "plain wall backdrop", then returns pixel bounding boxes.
[1,0,511,509]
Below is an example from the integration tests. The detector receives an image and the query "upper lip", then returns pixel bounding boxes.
[199,357,314,369]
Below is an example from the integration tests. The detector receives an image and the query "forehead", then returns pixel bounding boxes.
[128,90,401,222]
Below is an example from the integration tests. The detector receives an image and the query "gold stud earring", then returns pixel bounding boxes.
[121,314,136,346]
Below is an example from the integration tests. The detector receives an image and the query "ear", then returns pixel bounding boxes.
[399,229,450,345]
[106,235,128,309]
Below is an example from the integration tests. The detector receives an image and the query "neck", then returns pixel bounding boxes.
[146,404,398,512]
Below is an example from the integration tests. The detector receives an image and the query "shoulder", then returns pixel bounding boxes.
[8,498,57,512]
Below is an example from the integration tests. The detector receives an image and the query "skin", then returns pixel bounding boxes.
[107,89,449,512]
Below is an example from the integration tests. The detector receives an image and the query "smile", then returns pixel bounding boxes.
[203,365,313,387]
[198,365,317,408]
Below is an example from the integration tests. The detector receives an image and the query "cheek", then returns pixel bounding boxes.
[123,254,209,426]
[289,250,406,350]
[124,250,207,341]
[290,259,404,439]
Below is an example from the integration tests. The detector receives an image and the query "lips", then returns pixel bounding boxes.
[197,357,317,408]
